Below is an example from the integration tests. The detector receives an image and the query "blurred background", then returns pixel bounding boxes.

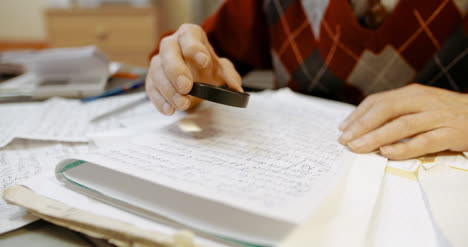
[0,0,223,67]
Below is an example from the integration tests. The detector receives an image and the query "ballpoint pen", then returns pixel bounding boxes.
[81,78,145,103]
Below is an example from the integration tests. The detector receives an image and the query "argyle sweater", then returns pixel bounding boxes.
[151,0,468,105]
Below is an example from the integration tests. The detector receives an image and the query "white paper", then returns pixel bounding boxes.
[0,93,148,147]
[387,159,421,171]
[84,92,147,121]
[419,163,468,247]
[280,153,386,247]
[88,105,186,147]
[14,93,147,143]
[61,89,375,223]
[0,103,38,148]
[118,103,185,128]
[0,139,88,234]
[434,154,468,171]
[365,173,440,247]
[88,121,181,148]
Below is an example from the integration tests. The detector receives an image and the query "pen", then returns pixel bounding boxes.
[81,78,145,103]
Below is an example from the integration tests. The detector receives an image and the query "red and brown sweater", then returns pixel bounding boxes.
[152,0,468,105]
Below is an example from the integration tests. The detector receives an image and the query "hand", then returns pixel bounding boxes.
[339,84,468,160]
[146,23,243,115]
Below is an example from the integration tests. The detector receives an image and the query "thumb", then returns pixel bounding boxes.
[217,58,244,92]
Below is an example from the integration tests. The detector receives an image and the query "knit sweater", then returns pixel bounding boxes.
[151,0,468,105]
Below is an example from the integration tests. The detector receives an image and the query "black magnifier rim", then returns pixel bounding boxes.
[188,82,249,108]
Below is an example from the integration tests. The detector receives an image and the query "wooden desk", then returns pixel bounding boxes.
[46,6,159,67]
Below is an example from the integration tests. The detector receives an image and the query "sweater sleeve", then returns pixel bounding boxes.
[149,0,272,75]
[463,15,468,92]
[464,11,468,34]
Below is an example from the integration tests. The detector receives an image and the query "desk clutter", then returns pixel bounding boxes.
[0,46,109,100]
[1,83,468,246]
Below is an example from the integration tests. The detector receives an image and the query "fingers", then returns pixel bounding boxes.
[339,97,423,145]
[147,56,191,115]
[146,80,175,116]
[347,111,443,153]
[159,36,194,94]
[218,58,243,92]
[154,56,191,110]
[177,24,211,69]
[178,25,244,92]
[147,23,244,115]
[339,94,379,131]
[338,83,468,159]
[339,85,417,131]
[379,128,454,160]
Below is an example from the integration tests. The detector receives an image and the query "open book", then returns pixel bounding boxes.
[52,89,386,246]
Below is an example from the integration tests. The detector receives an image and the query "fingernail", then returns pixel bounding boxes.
[163,103,174,115]
[340,131,353,143]
[177,75,191,93]
[349,138,366,150]
[194,52,208,68]
[172,94,190,110]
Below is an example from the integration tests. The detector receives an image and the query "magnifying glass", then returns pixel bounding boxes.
[188,82,250,108]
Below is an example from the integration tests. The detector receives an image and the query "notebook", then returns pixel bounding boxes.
[51,89,387,246]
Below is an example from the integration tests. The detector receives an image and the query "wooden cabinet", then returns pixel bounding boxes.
[46,7,159,66]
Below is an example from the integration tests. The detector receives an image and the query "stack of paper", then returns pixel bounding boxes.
[0,46,109,99]
[1,88,467,247]
[418,155,468,247]
[0,139,88,232]
[0,92,147,233]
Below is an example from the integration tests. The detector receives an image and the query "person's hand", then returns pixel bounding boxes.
[339,84,468,160]
[146,24,243,115]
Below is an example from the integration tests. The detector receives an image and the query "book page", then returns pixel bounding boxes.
[0,139,88,234]
[65,89,377,223]
[280,153,386,247]
[419,163,468,247]
[365,173,440,247]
